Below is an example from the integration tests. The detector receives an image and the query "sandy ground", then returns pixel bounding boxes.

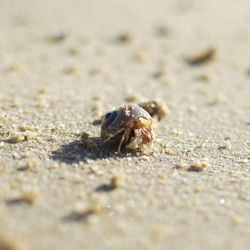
[0,0,250,249]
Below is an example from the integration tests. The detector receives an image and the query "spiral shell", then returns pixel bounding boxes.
[101,104,154,153]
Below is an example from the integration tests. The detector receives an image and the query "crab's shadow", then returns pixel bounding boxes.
[51,136,136,164]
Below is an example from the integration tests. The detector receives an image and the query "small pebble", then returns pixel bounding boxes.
[165,149,175,156]
[116,32,133,44]
[48,31,67,43]
[218,141,231,150]
[196,73,211,82]
[7,189,40,206]
[187,159,210,172]
[89,194,108,214]
[64,64,81,74]
[8,133,25,143]
[176,159,186,169]
[185,47,216,66]
[110,174,125,189]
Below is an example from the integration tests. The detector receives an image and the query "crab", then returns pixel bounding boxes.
[101,104,154,153]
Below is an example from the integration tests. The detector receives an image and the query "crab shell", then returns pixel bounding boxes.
[101,104,154,152]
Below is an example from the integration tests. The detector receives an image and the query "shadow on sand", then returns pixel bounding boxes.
[61,210,95,223]
[51,136,138,164]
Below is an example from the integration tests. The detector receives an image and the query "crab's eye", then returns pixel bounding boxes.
[104,111,118,124]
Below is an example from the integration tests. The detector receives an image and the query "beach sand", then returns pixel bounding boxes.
[0,0,249,249]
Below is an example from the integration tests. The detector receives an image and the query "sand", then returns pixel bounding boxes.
[0,0,249,249]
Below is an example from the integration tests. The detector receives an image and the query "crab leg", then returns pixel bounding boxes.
[117,127,131,153]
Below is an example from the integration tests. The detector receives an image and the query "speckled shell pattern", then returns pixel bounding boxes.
[101,104,152,140]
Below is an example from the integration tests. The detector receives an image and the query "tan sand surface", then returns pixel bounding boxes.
[0,0,250,249]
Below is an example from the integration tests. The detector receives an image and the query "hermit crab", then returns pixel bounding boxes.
[101,104,154,153]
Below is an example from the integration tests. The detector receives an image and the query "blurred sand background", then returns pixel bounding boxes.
[0,0,250,249]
